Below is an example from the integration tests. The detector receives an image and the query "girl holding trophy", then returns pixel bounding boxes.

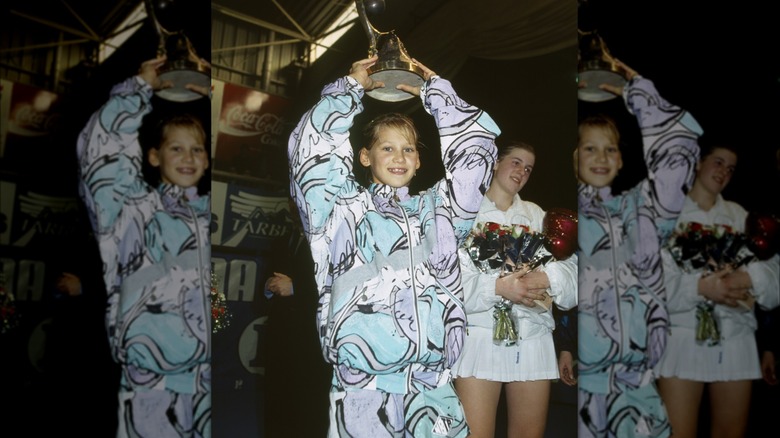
[287,55,499,437]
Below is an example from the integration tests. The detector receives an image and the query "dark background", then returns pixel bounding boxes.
[578,2,780,437]
[578,0,780,213]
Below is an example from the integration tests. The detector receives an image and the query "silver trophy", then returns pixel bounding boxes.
[577,29,627,103]
[354,0,425,102]
[144,0,210,102]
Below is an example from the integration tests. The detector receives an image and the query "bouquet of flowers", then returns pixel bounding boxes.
[211,271,232,334]
[1,271,20,335]
[463,208,578,346]
[666,213,779,345]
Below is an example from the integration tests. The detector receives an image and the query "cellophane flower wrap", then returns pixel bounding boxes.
[0,271,20,335]
[463,208,578,346]
[211,271,232,334]
[665,215,777,346]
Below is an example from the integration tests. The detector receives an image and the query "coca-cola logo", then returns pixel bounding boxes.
[9,104,62,136]
[219,104,285,145]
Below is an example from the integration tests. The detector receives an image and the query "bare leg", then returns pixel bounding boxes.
[708,380,752,438]
[454,377,502,438]
[657,377,705,438]
[504,379,551,438]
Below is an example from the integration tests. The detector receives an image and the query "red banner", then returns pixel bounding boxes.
[0,80,64,168]
[212,82,291,181]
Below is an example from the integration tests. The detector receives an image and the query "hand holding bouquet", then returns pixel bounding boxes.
[666,213,779,345]
[464,208,577,346]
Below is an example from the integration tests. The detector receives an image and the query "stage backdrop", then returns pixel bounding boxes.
[1,79,110,409]
[210,79,297,437]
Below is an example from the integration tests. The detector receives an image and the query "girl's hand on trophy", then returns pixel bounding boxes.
[598,58,639,95]
[185,84,211,97]
[396,83,421,96]
[138,56,172,90]
[411,58,437,81]
[396,58,437,96]
[613,58,639,81]
[349,56,385,90]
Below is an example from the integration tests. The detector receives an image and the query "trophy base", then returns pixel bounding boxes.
[366,60,425,102]
[577,69,626,103]
[156,69,210,103]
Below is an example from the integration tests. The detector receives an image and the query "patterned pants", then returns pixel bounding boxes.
[328,382,468,438]
[115,365,211,438]
[578,383,670,438]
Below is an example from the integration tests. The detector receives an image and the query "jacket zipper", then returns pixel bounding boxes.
[188,203,210,357]
[603,204,622,387]
[395,188,418,392]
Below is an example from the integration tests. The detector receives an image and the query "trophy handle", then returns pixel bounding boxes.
[354,0,381,57]
[143,0,171,55]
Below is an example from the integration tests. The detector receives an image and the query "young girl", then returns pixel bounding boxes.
[576,60,701,438]
[451,140,578,438]
[287,56,499,437]
[77,56,211,437]
[655,141,780,438]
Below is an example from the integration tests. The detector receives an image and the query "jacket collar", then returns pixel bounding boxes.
[578,183,613,215]
[369,184,410,201]
[158,184,208,214]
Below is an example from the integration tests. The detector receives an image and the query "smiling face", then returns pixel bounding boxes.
[359,125,420,187]
[148,124,209,189]
[577,124,622,188]
[694,147,737,196]
[492,146,535,196]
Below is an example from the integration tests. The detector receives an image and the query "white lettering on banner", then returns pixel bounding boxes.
[210,256,264,375]
[21,217,77,237]
[0,258,45,301]
[239,316,267,375]
[211,257,258,302]
[229,219,289,237]
[220,106,284,145]
[9,103,61,136]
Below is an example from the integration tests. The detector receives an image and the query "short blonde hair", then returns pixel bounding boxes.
[578,114,620,146]
[362,113,419,150]
[575,114,621,182]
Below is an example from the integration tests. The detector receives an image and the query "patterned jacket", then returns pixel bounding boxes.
[77,76,211,393]
[577,76,701,395]
[288,75,499,394]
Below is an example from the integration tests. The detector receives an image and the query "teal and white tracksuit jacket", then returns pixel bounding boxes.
[288,74,498,436]
[77,76,211,437]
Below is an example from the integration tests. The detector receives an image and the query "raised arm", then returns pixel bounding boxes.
[76,57,169,234]
[621,67,702,241]
[287,58,384,235]
[418,65,500,242]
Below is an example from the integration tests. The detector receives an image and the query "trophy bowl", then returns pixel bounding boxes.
[157,64,210,103]
[577,30,626,103]
[578,63,626,103]
[155,32,210,103]
[366,58,425,102]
